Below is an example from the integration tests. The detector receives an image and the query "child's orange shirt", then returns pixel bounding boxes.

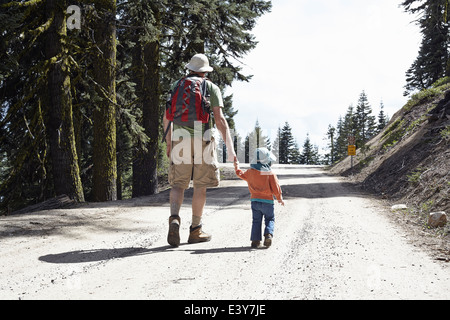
[235,168,283,202]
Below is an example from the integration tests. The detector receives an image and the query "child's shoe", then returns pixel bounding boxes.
[264,234,273,247]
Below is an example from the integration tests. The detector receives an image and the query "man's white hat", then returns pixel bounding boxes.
[186,53,214,73]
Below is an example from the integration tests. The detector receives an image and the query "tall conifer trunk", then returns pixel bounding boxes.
[92,0,117,201]
[45,0,84,202]
[132,6,161,197]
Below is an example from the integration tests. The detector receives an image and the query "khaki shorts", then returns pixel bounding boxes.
[168,135,220,189]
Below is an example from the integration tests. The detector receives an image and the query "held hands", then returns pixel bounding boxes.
[233,156,239,170]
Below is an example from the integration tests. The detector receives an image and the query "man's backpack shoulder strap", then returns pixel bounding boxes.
[201,77,210,98]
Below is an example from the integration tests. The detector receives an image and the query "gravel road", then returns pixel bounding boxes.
[1,165,449,300]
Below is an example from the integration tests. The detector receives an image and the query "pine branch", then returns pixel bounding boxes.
[26,15,54,47]
[1,0,44,8]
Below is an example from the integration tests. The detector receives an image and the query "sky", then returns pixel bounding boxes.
[226,0,422,153]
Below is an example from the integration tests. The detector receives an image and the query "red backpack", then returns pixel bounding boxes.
[163,75,211,142]
[167,75,211,124]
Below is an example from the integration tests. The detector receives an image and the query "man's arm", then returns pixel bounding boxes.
[213,106,236,162]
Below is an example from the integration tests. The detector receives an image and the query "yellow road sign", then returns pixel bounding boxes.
[348,145,356,156]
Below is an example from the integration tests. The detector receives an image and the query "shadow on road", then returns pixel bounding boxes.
[281,182,365,199]
[38,244,256,264]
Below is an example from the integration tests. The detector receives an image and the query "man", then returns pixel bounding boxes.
[163,53,236,247]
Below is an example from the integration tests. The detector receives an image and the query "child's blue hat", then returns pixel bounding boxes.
[253,147,277,164]
[250,148,277,172]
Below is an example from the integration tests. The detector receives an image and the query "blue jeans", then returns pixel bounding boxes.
[250,201,275,241]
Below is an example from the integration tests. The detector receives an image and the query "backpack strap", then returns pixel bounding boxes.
[161,120,172,144]
[161,78,183,144]
[200,78,212,144]
[201,78,210,123]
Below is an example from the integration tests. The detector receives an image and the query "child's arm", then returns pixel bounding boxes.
[270,173,285,206]
[234,157,248,181]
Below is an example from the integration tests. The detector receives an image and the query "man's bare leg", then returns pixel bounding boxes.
[167,186,184,247]
[192,187,206,225]
[170,186,184,217]
[188,187,211,243]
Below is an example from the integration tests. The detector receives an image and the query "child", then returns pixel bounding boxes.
[234,148,285,248]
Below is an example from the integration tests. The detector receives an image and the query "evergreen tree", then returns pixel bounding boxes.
[342,106,356,157]
[377,101,389,132]
[343,105,356,138]
[45,0,84,202]
[121,1,162,198]
[332,105,357,161]
[299,133,319,165]
[334,116,346,161]
[92,0,118,202]
[222,94,238,131]
[327,96,390,164]
[313,145,321,165]
[116,121,133,200]
[355,91,376,146]
[289,139,301,165]
[325,125,336,165]
[402,0,450,95]
[162,0,272,88]
[279,122,295,164]
[0,0,83,212]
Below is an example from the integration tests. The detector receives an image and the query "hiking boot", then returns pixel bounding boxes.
[264,234,273,247]
[251,241,262,249]
[168,216,181,247]
[188,225,211,244]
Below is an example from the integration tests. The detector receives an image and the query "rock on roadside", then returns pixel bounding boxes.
[391,204,408,212]
[428,212,448,228]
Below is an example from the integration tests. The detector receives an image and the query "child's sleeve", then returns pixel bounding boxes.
[235,168,248,181]
[269,173,283,201]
